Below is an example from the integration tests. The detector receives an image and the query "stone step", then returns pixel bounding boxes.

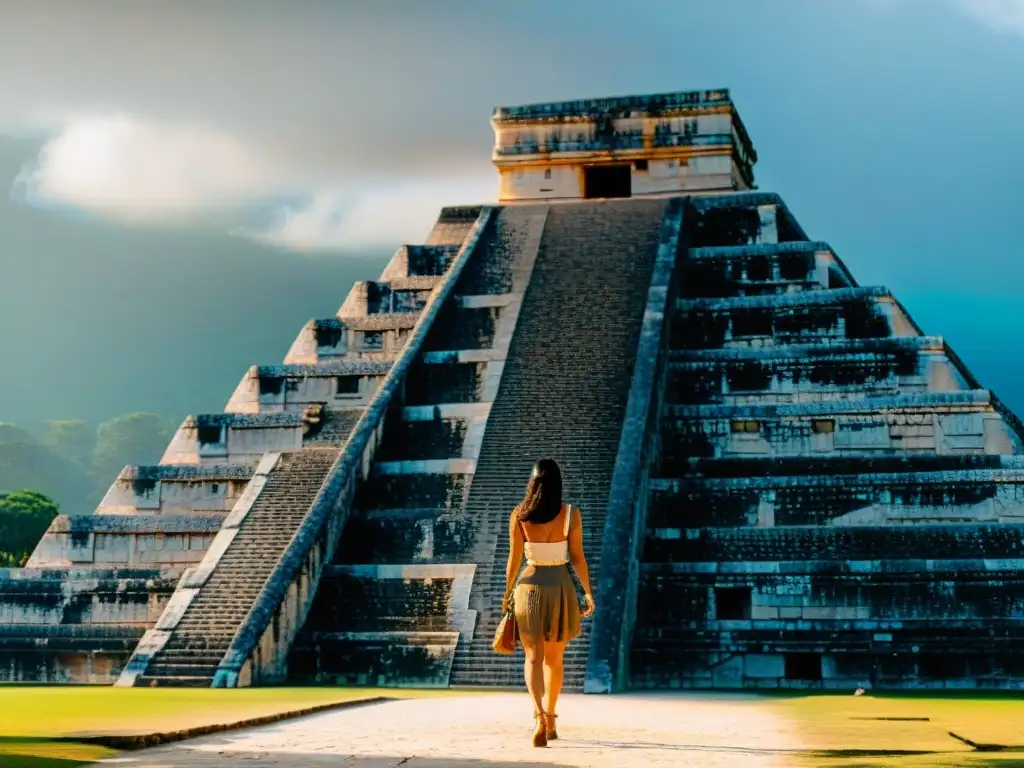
[151,651,225,664]
[144,663,220,677]
[170,620,259,630]
[447,200,668,686]
[671,286,911,350]
[680,242,849,298]
[162,635,235,648]
[135,675,215,688]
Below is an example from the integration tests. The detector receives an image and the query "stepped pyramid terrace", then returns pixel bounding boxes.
[6,88,1024,692]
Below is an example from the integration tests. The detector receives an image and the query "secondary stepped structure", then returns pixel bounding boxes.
[5,88,1024,691]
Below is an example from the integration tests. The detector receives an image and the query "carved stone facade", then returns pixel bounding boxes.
[624,198,1024,691]
[4,89,1023,691]
[492,90,756,203]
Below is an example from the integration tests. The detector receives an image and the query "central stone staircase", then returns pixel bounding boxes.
[447,199,670,688]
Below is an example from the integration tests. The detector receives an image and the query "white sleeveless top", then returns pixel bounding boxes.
[523,504,571,566]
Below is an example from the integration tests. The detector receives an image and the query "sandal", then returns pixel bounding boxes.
[532,710,548,747]
[544,712,558,740]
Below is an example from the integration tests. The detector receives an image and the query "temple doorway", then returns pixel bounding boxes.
[583,164,632,199]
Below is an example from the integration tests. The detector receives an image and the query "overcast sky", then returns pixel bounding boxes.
[1,0,1024,418]
[0,0,1020,253]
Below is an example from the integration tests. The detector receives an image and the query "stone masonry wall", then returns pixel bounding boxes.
[629,192,1024,691]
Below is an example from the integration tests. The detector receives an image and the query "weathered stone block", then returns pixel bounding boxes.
[744,654,785,678]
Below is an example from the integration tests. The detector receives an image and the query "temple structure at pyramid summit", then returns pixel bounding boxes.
[6,88,1024,692]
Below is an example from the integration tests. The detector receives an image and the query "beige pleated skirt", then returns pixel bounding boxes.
[513,563,582,643]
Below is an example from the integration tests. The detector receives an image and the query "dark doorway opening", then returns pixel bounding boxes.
[584,164,632,199]
[785,653,823,680]
[714,587,752,620]
[197,425,223,445]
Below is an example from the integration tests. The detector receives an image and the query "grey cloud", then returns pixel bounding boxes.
[1,0,1004,215]
[0,1,586,179]
[0,0,740,181]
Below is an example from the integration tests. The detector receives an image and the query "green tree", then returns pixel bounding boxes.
[0,490,60,566]
[42,420,97,468]
[92,412,172,484]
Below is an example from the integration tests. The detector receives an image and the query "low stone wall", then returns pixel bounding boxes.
[688,192,809,244]
[289,630,461,687]
[225,362,390,414]
[0,624,146,683]
[378,244,463,281]
[0,567,177,683]
[0,566,178,626]
[672,287,915,350]
[335,512,477,564]
[660,392,1020,460]
[644,522,1024,562]
[632,557,1024,690]
[161,413,304,466]
[648,468,1024,529]
[98,465,253,515]
[404,361,489,406]
[27,515,225,567]
[666,337,970,405]
[290,563,475,687]
[682,241,856,297]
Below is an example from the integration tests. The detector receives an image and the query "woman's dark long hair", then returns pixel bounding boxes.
[515,458,563,524]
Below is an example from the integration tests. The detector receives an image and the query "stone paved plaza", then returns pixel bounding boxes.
[97,693,805,767]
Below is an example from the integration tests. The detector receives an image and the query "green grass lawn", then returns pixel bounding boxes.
[6,687,1024,768]
[0,686,452,767]
[766,693,1024,767]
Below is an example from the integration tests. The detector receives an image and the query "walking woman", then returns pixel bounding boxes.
[501,458,595,747]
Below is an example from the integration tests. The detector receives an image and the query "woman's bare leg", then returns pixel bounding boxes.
[542,639,566,719]
[521,639,545,714]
